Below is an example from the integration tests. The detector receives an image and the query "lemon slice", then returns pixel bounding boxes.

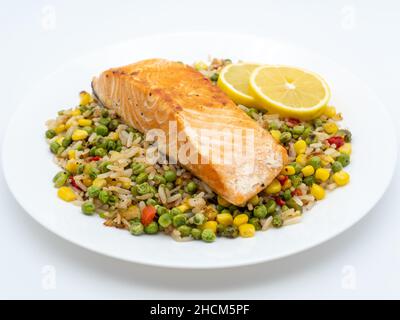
[249,65,331,120]
[217,63,260,107]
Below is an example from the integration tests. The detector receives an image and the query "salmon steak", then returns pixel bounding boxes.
[92,59,287,206]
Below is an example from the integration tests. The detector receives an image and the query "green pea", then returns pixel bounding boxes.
[307,156,321,169]
[95,124,109,136]
[268,121,279,130]
[337,129,352,142]
[185,181,197,194]
[45,129,56,139]
[331,161,343,173]
[77,164,85,174]
[144,221,159,234]
[191,228,202,240]
[82,202,95,215]
[89,147,97,156]
[156,205,169,216]
[131,162,146,175]
[170,208,182,216]
[173,214,187,227]
[108,119,119,131]
[265,199,277,214]
[290,162,303,174]
[130,222,144,236]
[50,142,61,154]
[62,136,72,148]
[83,126,94,135]
[88,167,99,180]
[272,215,283,228]
[217,223,226,235]
[136,182,153,195]
[108,195,117,206]
[220,209,231,215]
[210,73,219,82]
[286,198,302,211]
[53,171,70,188]
[130,186,138,196]
[153,174,166,185]
[135,172,148,184]
[303,176,315,186]
[146,198,158,206]
[290,174,302,188]
[56,147,65,156]
[158,213,172,228]
[302,126,312,139]
[165,182,174,190]
[99,117,111,126]
[164,170,177,182]
[99,161,111,173]
[105,140,116,151]
[248,217,261,231]
[293,125,305,136]
[201,229,216,243]
[98,190,109,204]
[101,110,109,118]
[87,186,100,198]
[222,225,239,238]
[280,132,292,144]
[177,225,192,237]
[115,140,123,152]
[253,205,268,219]
[313,118,323,128]
[94,148,107,157]
[282,189,292,201]
[336,153,350,167]
[193,213,206,225]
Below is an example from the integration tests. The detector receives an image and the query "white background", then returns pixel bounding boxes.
[1,0,399,299]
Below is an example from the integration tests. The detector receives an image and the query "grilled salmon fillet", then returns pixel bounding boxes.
[92,59,287,206]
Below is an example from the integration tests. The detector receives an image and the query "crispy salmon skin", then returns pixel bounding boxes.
[92,59,287,206]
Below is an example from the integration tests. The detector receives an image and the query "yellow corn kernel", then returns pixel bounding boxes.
[65,160,79,174]
[175,177,183,186]
[333,171,350,186]
[282,165,296,175]
[78,118,92,127]
[68,150,76,160]
[339,143,352,155]
[296,154,307,166]
[72,129,89,141]
[301,165,315,177]
[71,109,81,117]
[55,124,66,134]
[205,205,218,221]
[121,180,132,189]
[320,154,334,166]
[57,187,77,202]
[82,177,93,187]
[324,106,337,118]
[270,130,281,142]
[217,195,230,207]
[55,136,64,145]
[201,221,218,233]
[265,179,281,194]
[323,122,338,134]
[294,140,307,154]
[79,91,93,106]
[315,168,330,182]
[109,132,119,141]
[239,223,256,238]
[176,203,190,213]
[92,178,107,188]
[233,214,249,227]
[282,179,292,190]
[311,184,325,200]
[216,213,233,226]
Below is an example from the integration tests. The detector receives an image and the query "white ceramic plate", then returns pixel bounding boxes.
[3,33,397,269]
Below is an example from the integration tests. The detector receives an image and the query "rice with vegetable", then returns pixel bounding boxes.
[45,58,352,243]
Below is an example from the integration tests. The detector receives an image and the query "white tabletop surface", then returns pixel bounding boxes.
[1,0,399,299]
